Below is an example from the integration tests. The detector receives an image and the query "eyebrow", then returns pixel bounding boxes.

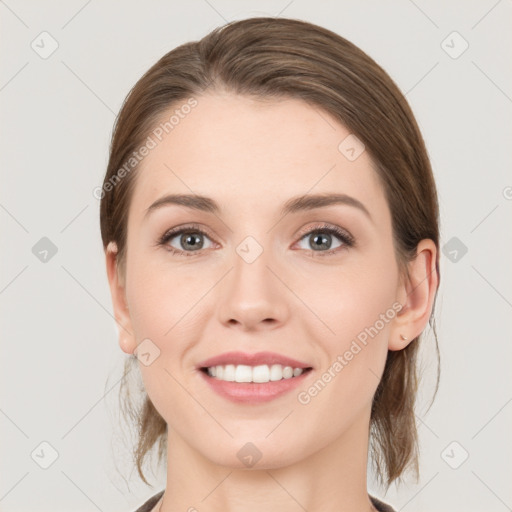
[144,192,372,222]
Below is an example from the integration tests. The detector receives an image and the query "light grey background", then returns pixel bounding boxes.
[1,1,511,511]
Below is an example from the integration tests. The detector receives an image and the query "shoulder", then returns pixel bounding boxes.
[132,490,165,512]
[370,495,396,512]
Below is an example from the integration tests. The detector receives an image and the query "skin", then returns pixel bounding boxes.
[106,92,438,512]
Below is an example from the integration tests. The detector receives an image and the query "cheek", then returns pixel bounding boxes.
[294,265,397,429]
[301,249,398,373]
[126,249,208,338]
[124,255,207,418]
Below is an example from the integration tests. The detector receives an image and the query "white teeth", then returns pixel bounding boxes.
[223,364,236,381]
[235,364,253,383]
[292,367,303,377]
[269,364,283,381]
[205,364,306,383]
[252,364,270,383]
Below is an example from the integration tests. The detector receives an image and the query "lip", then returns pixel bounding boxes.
[198,366,313,403]
[196,351,313,370]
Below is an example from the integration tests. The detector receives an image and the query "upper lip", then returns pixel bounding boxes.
[197,351,313,370]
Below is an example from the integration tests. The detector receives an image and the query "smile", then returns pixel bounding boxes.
[201,363,311,383]
[198,365,313,404]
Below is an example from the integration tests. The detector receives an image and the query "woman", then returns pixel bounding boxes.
[100,16,440,512]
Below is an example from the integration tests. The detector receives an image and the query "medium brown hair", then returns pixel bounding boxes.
[100,17,441,490]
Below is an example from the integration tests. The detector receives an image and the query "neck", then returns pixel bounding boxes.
[158,407,377,512]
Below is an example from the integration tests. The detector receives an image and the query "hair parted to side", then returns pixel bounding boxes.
[100,17,441,490]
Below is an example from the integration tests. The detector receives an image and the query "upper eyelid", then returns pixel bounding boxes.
[161,222,348,237]
[296,223,352,239]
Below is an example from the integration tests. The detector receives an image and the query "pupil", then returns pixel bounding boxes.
[182,233,203,250]
[311,233,330,250]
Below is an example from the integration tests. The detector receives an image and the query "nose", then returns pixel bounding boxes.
[216,242,289,331]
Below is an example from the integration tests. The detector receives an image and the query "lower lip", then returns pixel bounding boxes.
[198,369,313,403]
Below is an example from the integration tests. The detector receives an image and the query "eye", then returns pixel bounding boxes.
[294,223,354,256]
[157,222,355,258]
[157,223,215,257]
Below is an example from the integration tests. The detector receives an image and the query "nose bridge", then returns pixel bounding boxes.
[228,212,275,282]
[231,232,274,301]
[217,229,287,329]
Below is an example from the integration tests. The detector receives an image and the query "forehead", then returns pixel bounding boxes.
[129,93,386,221]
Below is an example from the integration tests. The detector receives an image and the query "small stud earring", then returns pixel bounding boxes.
[400,334,408,341]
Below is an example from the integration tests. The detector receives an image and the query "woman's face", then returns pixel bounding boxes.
[113,92,406,468]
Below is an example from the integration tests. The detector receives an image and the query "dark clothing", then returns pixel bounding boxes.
[370,495,396,512]
[133,489,396,512]
[133,490,163,512]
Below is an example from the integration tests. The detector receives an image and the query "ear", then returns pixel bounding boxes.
[105,241,137,354]
[389,239,439,351]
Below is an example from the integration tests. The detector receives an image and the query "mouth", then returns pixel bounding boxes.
[199,364,313,383]
[196,350,314,383]
[198,365,314,403]
[195,351,314,403]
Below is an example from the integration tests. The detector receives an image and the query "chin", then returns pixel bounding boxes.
[202,436,306,470]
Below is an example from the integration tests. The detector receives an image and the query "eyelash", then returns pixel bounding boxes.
[157,222,355,258]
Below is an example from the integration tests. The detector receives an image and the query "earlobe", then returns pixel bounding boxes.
[118,335,136,354]
[105,242,137,354]
[388,239,439,351]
